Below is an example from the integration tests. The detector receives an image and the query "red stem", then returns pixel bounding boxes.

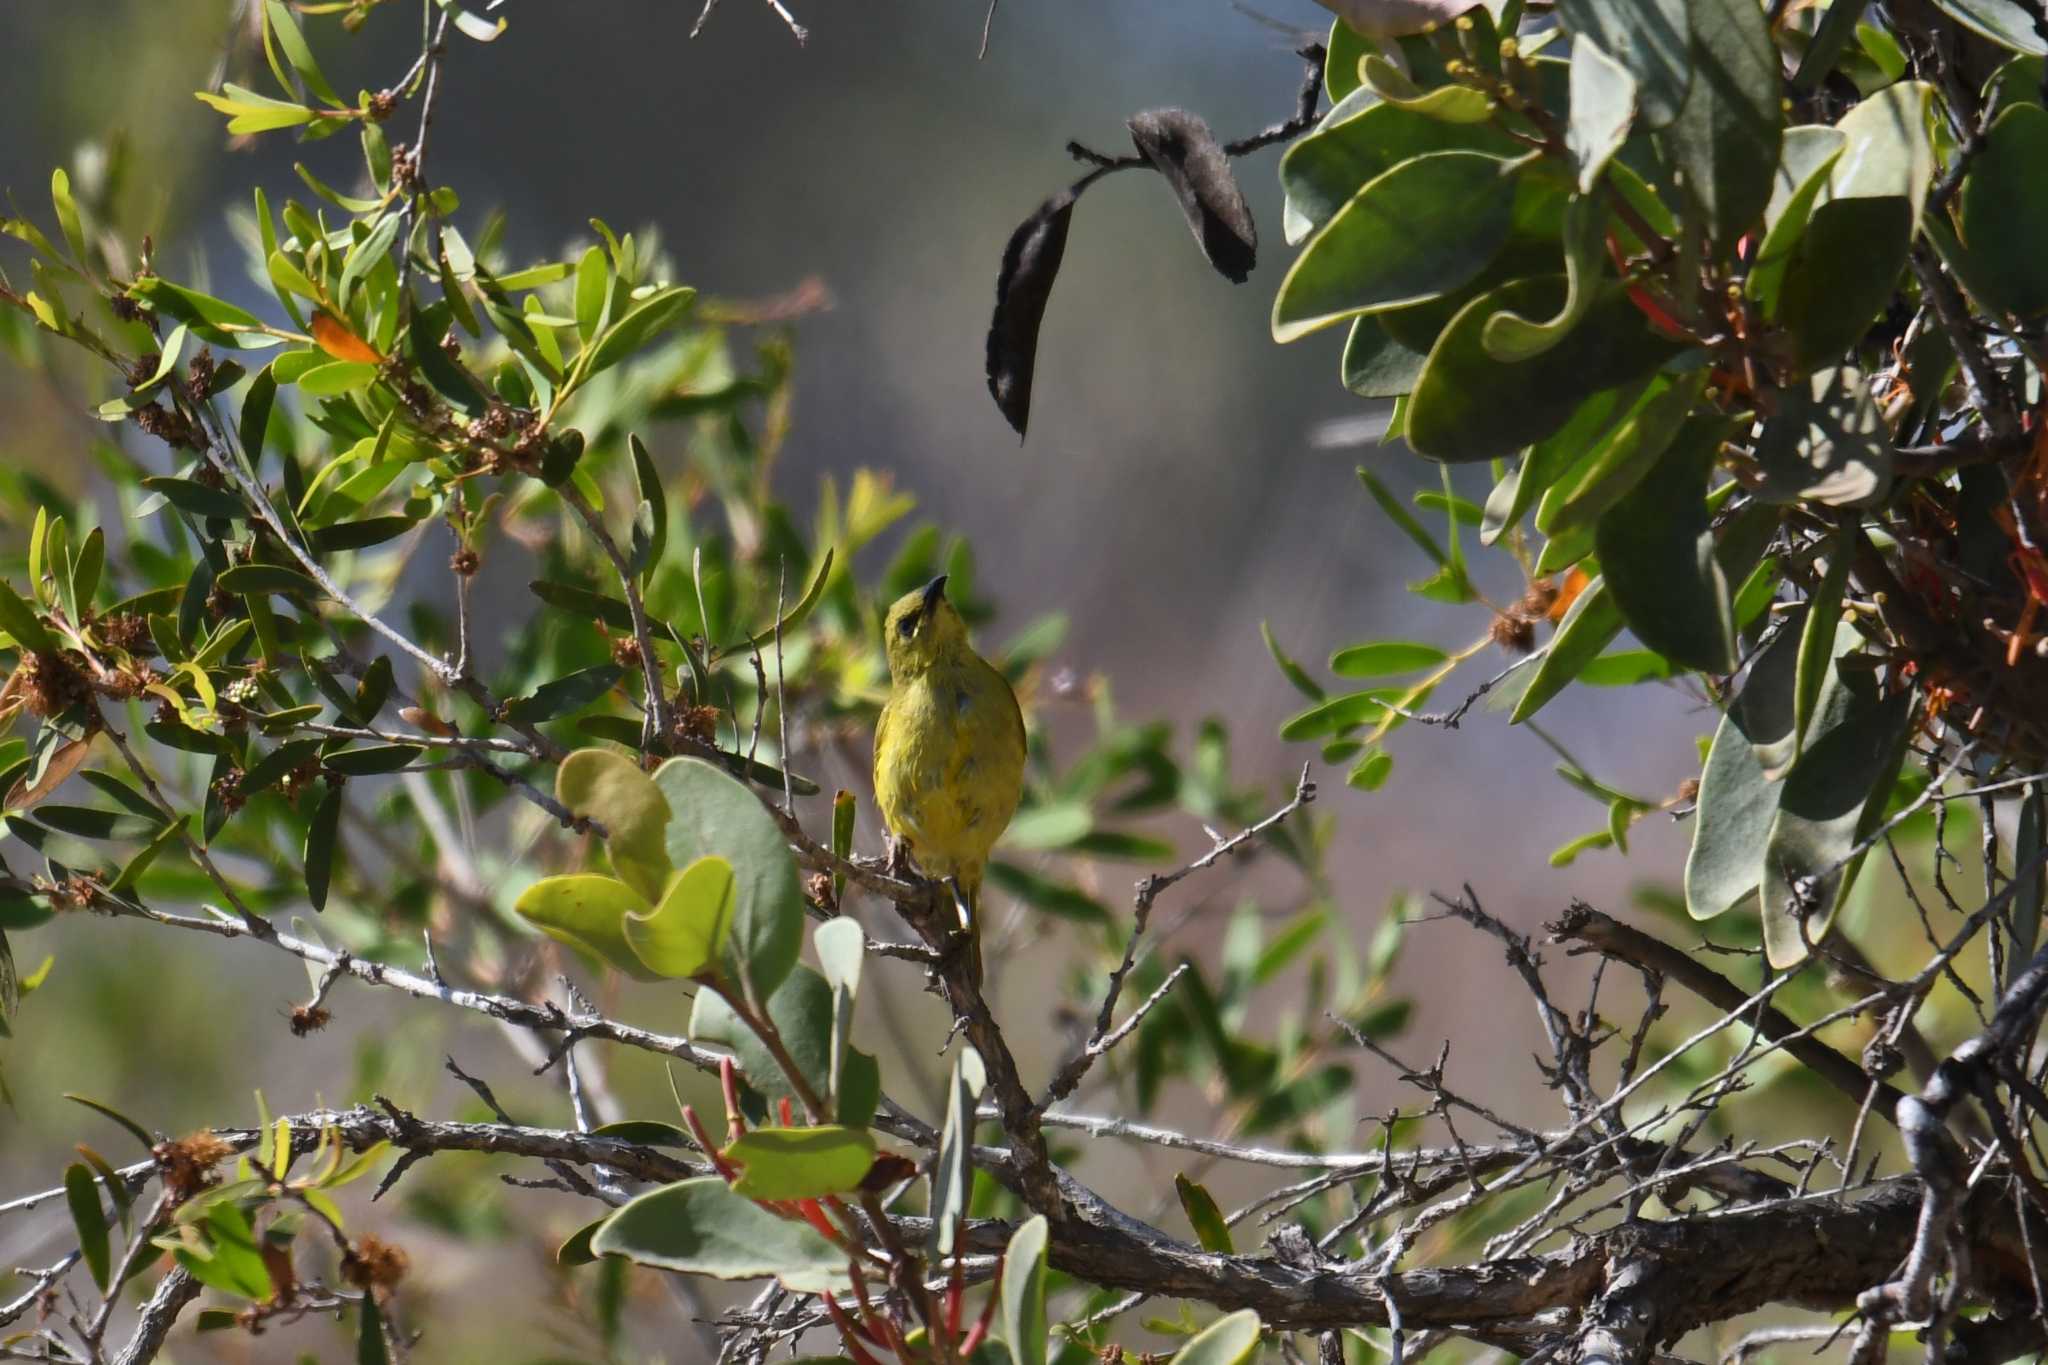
[679,1105,742,1182]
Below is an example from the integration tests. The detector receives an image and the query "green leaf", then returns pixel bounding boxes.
[65,1093,156,1150]
[1557,0,1691,126]
[1481,193,1607,360]
[830,790,856,904]
[1661,0,1782,251]
[435,0,507,42]
[1773,194,1913,370]
[514,874,664,982]
[1341,316,1429,398]
[139,476,244,521]
[815,916,864,999]
[629,434,668,574]
[1510,576,1625,723]
[322,744,423,775]
[0,580,56,653]
[1260,621,1325,700]
[1749,128,1846,316]
[691,966,882,1128]
[305,782,341,911]
[557,748,674,906]
[625,855,736,979]
[1752,366,1894,507]
[1540,370,1707,535]
[1813,77,1931,195]
[723,549,836,659]
[589,1178,847,1291]
[1324,17,1371,104]
[503,663,624,725]
[217,563,322,599]
[32,805,167,841]
[51,169,87,266]
[1568,38,1638,191]
[1329,641,1449,677]
[65,1164,111,1290]
[1760,688,1913,966]
[132,325,189,394]
[129,276,273,348]
[1174,1173,1234,1253]
[263,0,342,106]
[1357,467,1446,565]
[1168,1309,1263,1365]
[573,244,610,342]
[1593,416,1735,674]
[815,915,863,1101]
[1347,744,1395,790]
[296,360,379,396]
[1001,1215,1050,1365]
[1359,54,1495,122]
[724,1125,877,1200]
[1279,90,1521,243]
[531,578,635,632]
[588,1121,693,1148]
[582,286,697,378]
[358,1295,389,1365]
[984,861,1111,924]
[1930,0,2048,53]
[1794,544,1852,768]
[653,757,803,1001]
[928,1046,984,1259]
[1273,152,1519,342]
[1957,103,2048,315]
[309,515,419,554]
[1407,277,1682,462]
[1279,688,1401,742]
[1684,616,1858,918]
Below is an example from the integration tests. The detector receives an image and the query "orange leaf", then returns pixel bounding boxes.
[1550,567,1590,623]
[6,736,94,810]
[311,312,382,364]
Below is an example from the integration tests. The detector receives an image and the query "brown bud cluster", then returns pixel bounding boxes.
[154,1131,235,1199]
[609,635,643,669]
[366,89,398,122]
[187,347,217,397]
[1489,611,1536,655]
[1490,576,1565,655]
[100,661,160,701]
[59,872,104,910]
[342,1236,410,1291]
[804,871,834,912]
[278,759,323,806]
[209,767,247,819]
[98,611,154,656]
[449,547,481,577]
[131,403,201,451]
[289,1004,331,1037]
[18,651,91,719]
[674,704,720,747]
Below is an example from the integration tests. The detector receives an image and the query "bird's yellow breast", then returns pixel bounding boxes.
[873,657,1026,883]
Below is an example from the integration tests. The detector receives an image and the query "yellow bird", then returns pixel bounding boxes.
[873,575,1026,985]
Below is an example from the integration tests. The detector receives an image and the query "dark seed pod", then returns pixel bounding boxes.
[1127,108,1258,284]
[986,188,1078,439]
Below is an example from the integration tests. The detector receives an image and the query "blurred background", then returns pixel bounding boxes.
[0,2,1738,1359]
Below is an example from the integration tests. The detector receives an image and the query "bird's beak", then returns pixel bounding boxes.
[920,574,949,616]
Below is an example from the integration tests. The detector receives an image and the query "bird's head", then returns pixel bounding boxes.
[882,575,968,678]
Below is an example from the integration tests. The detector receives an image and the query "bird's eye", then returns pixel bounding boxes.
[896,614,917,638]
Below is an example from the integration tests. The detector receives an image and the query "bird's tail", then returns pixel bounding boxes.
[954,863,985,992]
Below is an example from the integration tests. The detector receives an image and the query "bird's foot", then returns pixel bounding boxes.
[883,834,914,881]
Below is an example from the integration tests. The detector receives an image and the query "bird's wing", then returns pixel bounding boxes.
[873,692,897,793]
[996,662,1026,761]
